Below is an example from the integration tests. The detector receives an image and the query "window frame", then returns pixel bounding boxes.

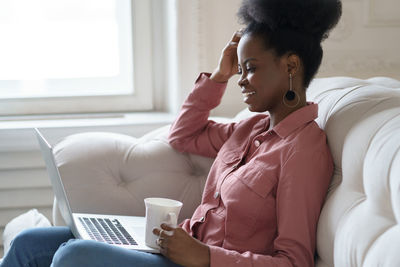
[0,0,154,116]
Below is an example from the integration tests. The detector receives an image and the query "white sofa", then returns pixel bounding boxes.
[52,76,400,267]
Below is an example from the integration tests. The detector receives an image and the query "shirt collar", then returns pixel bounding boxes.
[271,102,319,139]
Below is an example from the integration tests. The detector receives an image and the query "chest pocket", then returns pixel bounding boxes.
[218,145,242,166]
[222,160,278,243]
[232,161,277,198]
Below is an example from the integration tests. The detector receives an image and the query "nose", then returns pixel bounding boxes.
[237,75,249,87]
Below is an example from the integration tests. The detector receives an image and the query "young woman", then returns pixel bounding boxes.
[1,0,342,266]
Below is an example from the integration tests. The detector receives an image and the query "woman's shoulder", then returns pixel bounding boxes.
[283,120,330,156]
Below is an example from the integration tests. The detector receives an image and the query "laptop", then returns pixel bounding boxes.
[34,128,159,253]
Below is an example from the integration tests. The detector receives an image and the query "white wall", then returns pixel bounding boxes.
[319,0,400,80]
[173,0,245,117]
[195,0,245,117]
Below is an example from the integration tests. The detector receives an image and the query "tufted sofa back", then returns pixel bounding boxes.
[53,76,400,267]
[309,77,400,267]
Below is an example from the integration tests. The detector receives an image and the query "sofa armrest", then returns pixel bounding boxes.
[52,128,214,226]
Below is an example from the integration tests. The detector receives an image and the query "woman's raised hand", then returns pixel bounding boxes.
[210,30,243,83]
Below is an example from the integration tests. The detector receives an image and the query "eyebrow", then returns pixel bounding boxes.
[243,58,257,65]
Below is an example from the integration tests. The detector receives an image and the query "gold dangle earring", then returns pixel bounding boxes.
[283,73,300,108]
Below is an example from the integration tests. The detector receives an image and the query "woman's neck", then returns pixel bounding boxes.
[268,96,307,130]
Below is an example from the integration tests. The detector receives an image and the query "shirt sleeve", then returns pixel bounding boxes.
[179,219,190,233]
[209,149,333,267]
[168,73,237,158]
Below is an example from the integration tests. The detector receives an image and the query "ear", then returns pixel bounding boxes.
[285,53,301,75]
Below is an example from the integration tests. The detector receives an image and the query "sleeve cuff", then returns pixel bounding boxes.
[179,219,191,233]
[188,73,228,110]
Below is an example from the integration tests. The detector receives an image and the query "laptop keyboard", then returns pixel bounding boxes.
[79,217,138,246]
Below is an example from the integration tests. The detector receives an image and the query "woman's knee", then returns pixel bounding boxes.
[52,239,99,267]
[8,227,48,251]
[8,227,71,253]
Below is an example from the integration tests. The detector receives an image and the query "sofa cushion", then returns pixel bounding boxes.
[2,209,51,255]
[53,131,215,225]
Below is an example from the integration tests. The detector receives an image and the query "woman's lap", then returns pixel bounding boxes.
[52,239,181,267]
[1,227,181,267]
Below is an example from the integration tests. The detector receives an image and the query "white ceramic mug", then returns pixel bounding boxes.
[144,197,183,249]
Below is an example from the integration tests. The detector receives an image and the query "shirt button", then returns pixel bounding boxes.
[254,140,261,147]
[199,217,205,222]
[214,192,220,199]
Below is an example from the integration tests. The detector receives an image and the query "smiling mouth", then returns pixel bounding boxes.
[242,91,256,97]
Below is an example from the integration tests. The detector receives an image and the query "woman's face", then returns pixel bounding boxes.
[237,34,288,113]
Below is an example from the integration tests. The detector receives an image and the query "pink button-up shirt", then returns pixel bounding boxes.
[168,73,333,267]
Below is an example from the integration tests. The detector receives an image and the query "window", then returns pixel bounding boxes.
[0,0,153,115]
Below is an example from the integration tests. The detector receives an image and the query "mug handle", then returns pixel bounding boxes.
[165,212,178,227]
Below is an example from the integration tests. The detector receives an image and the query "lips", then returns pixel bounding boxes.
[241,89,256,105]
[242,91,256,97]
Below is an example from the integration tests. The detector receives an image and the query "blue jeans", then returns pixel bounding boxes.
[1,227,182,267]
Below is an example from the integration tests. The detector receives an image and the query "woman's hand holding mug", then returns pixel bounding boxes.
[153,224,210,267]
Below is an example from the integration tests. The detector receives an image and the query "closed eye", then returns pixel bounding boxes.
[237,65,242,75]
[246,67,255,73]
